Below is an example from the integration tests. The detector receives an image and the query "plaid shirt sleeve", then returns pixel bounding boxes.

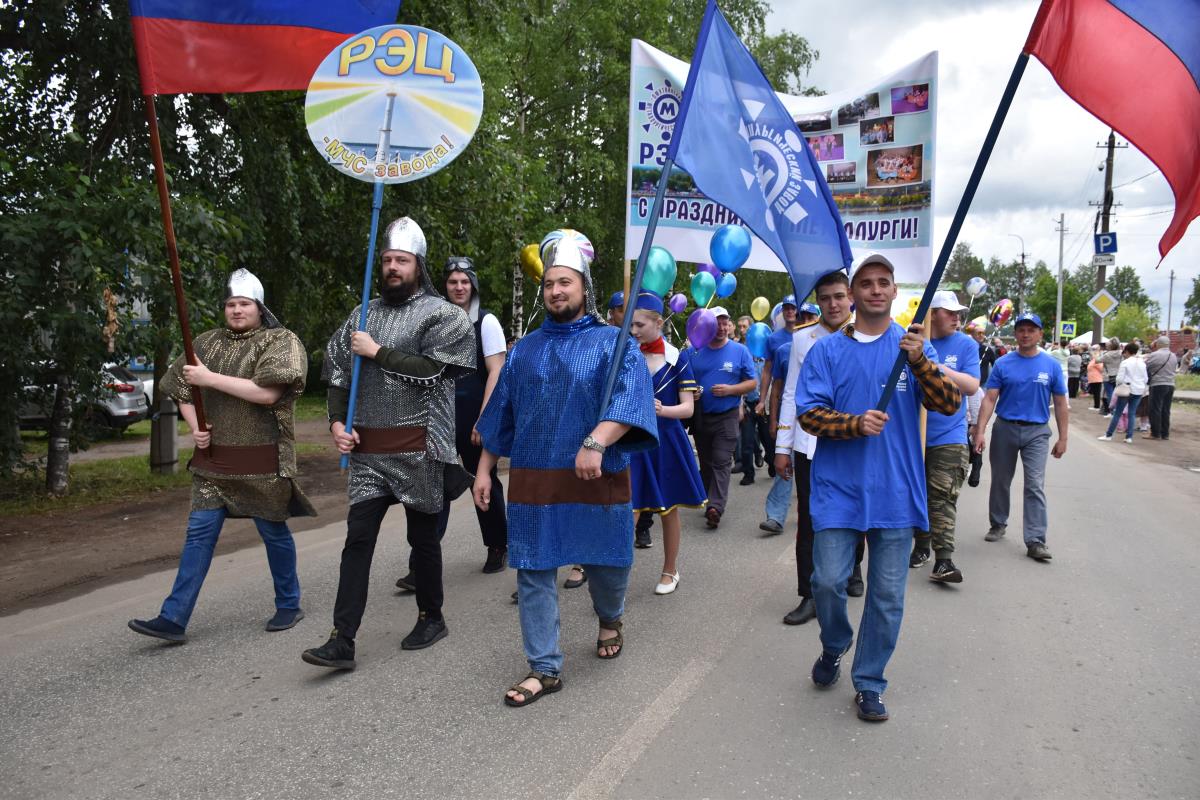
[799,406,864,439]
[911,353,962,415]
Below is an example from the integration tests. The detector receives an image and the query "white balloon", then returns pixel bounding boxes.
[965,276,988,297]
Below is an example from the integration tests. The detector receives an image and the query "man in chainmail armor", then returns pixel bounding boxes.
[302,217,476,670]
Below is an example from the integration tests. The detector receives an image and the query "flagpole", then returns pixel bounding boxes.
[341,92,398,470]
[142,94,209,439]
[875,51,1031,411]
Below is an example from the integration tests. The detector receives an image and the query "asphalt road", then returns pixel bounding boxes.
[2,421,1198,800]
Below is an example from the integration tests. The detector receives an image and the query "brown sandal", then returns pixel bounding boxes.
[503,671,563,707]
[596,619,623,659]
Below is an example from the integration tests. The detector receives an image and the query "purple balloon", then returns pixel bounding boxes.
[698,262,720,279]
[668,292,688,313]
[686,308,718,350]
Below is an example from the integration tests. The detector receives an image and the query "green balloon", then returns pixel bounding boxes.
[642,246,678,296]
[690,271,716,308]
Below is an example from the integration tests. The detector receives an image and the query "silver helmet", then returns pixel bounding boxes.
[224,268,280,328]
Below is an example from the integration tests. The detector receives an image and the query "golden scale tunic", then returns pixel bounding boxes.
[161,326,316,521]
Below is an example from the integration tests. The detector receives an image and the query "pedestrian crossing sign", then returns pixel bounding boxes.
[1059,320,1076,339]
[1088,289,1119,319]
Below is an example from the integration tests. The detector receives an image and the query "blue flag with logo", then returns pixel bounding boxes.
[667,1,852,298]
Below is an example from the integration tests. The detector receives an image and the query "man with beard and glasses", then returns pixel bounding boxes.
[473,230,656,707]
[302,217,476,670]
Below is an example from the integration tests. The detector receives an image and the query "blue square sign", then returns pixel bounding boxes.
[1094,232,1118,254]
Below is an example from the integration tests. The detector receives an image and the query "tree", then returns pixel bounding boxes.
[1026,270,1092,341]
[1184,275,1200,327]
[1105,303,1158,343]
[1105,265,1160,321]
[943,242,985,291]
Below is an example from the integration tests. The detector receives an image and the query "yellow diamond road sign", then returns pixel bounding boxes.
[1088,288,1119,319]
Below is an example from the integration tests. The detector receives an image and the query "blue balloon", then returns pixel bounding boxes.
[715,273,737,298]
[710,225,752,273]
[745,322,771,359]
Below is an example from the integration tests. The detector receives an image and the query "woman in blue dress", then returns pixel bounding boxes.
[628,293,707,595]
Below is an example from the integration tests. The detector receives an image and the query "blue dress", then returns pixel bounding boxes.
[630,343,708,514]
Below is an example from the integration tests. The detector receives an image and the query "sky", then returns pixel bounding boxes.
[766,0,1197,330]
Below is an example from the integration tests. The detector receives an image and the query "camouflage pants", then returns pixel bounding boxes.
[916,444,969,558]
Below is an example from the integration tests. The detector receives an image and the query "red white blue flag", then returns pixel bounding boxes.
[1026,0,1200,259]
[129,1,402,95]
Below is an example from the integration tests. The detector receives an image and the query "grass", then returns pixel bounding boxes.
[1176,374,1200,392]
[1,443,325,518]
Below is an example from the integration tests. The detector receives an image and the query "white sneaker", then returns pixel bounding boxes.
[1097,434,1112,441]
[1124,438,1132,444]
[654,571,680,595]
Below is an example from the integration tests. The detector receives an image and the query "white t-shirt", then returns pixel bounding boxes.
[777,321,839,459]
[480,313,506,358]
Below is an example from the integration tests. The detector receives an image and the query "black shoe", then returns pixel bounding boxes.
[401,613,448,650]
[730,464,743,475]
[909,546,931,569]
[128,615,187,643]
[783,598,817,625]
[483,547,507,574]
[1026,542,1053,561]
[855,690,889,722]
[967,465,981,487]
[705,507,722,529]
[754,453,765,468]
[929,559,963,583]
[758,519,784,535]
[395,572,417,592]
[767,463,776,478]
[739,475,755,486]
[635,527,653,548]
[811,648,845,687]
[846,568,865,598]
[564,567,587,589]
[302,630,356,670]
[984,526,1006,542]
[511,590,518,604]
[266,608,305,631]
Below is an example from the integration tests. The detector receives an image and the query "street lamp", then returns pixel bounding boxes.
[1007,233,1027,313]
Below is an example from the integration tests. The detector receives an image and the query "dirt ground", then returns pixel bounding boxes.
[2,399,1195,614]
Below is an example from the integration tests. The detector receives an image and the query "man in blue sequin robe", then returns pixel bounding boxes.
[474,232,657,706]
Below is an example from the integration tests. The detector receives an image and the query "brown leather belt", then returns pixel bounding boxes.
[508,467,631,506]
[190,443,279,475]
[354,426,427,454]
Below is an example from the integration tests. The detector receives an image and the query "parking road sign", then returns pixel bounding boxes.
[1094,232,1118,254]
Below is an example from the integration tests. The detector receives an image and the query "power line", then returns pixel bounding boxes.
[1113,168,1160,189]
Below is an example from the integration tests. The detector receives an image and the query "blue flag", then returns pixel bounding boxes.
[667,1,852,298]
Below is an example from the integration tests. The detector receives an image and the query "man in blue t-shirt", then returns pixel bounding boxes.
[973,312,1069,562]
[758,340,795,533]
[796,254,961,722]
[911,291,981,583]
[689,307,758,528]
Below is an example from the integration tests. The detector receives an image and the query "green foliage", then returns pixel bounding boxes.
[1184,275,1200,327]
[1105,303,1158,343]
[1105,265,1159,321]
[1026,267,1092,338]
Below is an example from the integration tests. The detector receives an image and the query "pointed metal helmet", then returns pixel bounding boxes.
[380,216,437,296]
[541,231,600,322]
[225,268,280,328]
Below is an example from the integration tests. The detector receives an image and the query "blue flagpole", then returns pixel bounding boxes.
[341,93,397,470]
[875,52,1030,412]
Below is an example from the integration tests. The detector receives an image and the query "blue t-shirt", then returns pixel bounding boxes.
[772,342,791,382]
[745,357,764,404]
[796,324,939,532]
[985,350,1067,424]
[926,331,980,447]
[690,339,757,414]
[767,328,793,364]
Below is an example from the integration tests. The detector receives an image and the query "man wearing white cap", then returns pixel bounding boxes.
[688,306,758,528]
[129,269,313,644]
[910,290,980,584]
[303,217,477,670]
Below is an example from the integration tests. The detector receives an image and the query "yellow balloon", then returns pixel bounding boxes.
[519,243,543,281]
[895,310,915,328]
[750,296,770,321]
[907,297,920,308]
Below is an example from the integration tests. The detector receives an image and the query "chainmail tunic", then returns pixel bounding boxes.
[161,326,315,521]
[475,316,658,569]
[325,291,475,512]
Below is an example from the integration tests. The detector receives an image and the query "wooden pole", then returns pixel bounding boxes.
[142,94,207,436]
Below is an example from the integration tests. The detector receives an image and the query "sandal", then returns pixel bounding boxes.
[564,566,587,589]
[503,671,563,708]
[596,619,623,659]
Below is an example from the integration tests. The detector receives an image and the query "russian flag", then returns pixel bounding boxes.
[1025,0,1200,260]
[129,0,401,95]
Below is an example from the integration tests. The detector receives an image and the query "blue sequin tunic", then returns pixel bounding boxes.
[476,316,658,569]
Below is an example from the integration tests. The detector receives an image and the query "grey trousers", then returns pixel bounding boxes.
[695,407,739,514]
[987,418,1051,545]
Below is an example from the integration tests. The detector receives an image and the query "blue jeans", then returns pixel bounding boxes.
[516,564,629,676]
[811,526,913,694]
[1105,393,1143,440]
[764,453,793,524]
[160,508,300,628]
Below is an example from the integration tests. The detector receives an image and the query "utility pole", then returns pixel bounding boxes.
[1089,130,1127,344]
[1167,269,1176,332]
[1055,213,1066,343]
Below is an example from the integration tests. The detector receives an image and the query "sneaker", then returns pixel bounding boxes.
[929,559,963,583]
[739,475,755,486]
[1102,413,1112,419]
[395,572,417,592]
[635,527,653,548]
[265,608,305,632]
[855,690,889,722]
[705,507,722,529]
[483,547,507,573]
[783,597,817,625]
[1123,438,1132,444]
[1097,434,1112,441]
[401,613,448,650]
[759,519,784,535]
[1026,542,1053,561]
[846,567,865,598]
[909,546,931,569]
[984,526,1006,542]
[811,648,846,687]
[301,630,356,670]
[128,615,187,643]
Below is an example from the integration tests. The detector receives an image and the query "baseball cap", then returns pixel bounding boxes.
[1014,311,1042,328]
[930,290,968,312]
[608,290,624,309]
[781,294,798,307]
[800,302,820,315]
[850,252,896,284]
[710,306,730,318]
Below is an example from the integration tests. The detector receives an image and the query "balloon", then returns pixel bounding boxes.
[690,271,716,307]
[750,296,770,321]
[686,308,718,349]
[965,276,988,297]
[668,293,688,314]
[697,262,721,279]
[770,302,784,330]
[895,310,915,329]
[642,246,678,296]
[745,322,771,358]
[710,225,752,272]
[990,298,1014,327]
[970,315,988,331]
[715,273,737,298]
[519,244,543,281]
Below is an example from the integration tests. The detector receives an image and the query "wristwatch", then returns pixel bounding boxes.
[582,435,606,454]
